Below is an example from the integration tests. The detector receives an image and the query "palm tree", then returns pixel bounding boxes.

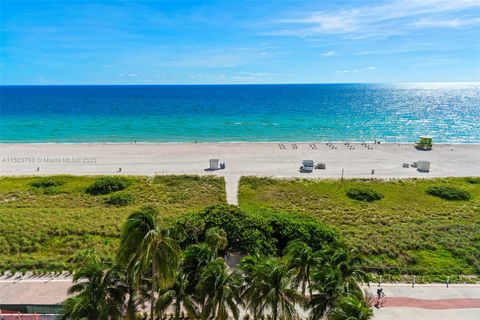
[306,266,343,320]
[283,240,323,295]
[238,254,263,319]
[327,294,373,320]
[123,261,150,320]
[62,257,126,320]
[196,258,243,320]
[243,257,304,320]
[157,273,198,320]
[181,243,216,293]
[205,227,228,254]
[326,245,368,294]
[118,206,180,320]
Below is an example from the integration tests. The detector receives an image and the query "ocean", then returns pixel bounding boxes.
[1,83,479,143]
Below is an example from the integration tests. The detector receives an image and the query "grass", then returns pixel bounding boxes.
[238,177,480,277]
[0,175,225,272]
[2,174,479,280]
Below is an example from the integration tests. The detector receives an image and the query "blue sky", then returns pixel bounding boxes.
[1,0,479,84]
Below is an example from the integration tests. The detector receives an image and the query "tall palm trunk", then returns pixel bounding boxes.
[151,254,157,320]
[302,266,312,296]
[308,279,312,297]
[126,288,136,320]
[200,298,207,320]
[272,299,278,320]
[175,299,181,320]
[217,301,224,320]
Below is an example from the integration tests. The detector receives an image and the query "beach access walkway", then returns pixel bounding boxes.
[225,174,240,205]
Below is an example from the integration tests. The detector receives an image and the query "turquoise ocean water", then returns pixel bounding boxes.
[1,83,479,143]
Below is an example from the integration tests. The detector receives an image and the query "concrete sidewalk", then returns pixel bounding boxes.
[363,284,480,320]
[362,283,480,299]
[373,308,480,320]
[2,276,479,319]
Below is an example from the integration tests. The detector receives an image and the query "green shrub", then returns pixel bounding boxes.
[105,192,134,207]
[86,176,131,195]
[175,205,339,254]
[346,187,383,202]
[465,177,480,184]
[30,177,65,188]
[426,186,471,201]
[37,186,61,195]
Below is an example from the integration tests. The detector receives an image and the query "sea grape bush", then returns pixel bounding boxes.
[105,192,134,207]
[31,177,65,188]
[426,186,471,201]
[86,176,132,195]
[346,187,384,202]
[176,205,339,254]
[465,177,480,184]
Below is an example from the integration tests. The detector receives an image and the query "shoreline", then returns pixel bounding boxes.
[1,141,479,146]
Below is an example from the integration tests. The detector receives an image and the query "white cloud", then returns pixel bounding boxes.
[412,17,480,28]
[185,71,279,82]
[322,51,336,57]
[117,73,141,78]
[412,58,460,66]
[233,72,274,80]
[187,73,228,80]
[335,66,376,74]
[271,0,480,38]
[158,47,270,68]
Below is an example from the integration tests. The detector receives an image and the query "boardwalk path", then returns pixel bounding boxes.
[385,297,480,309]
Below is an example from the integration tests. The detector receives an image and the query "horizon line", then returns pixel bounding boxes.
[1,81,480,86]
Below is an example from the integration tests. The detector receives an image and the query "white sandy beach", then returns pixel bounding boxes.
[1,142,479,177]
[1,142,479,204]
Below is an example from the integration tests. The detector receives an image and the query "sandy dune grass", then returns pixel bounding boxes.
[0,175,225,272]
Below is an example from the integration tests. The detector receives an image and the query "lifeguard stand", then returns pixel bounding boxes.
[416,136,433,150]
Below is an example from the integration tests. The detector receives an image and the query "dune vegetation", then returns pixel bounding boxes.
[239,177,480,281]
[1,174,479,283]
[63,205,372,320]
[0,175,225,272]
